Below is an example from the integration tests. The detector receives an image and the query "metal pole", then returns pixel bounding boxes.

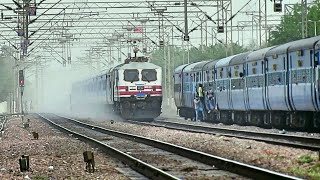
[182,39,185,64]
[205,20,208,47]
[200,19,203,51]
[252,15,254,41]
[302,0,307,38]
[168,31,171,106]
[172,27,175,71]
[237,27,240,45]
[259,0,262,47]
[187,41,190,64]
[184,0,188,41]
[20,88,23,116]
[242,28,244,47]
[314,21,317,36]
[230,0,233,55]
[265,0,268,43]
[35,58,38,111]
[302,0,305,38]
[211,26,214,46]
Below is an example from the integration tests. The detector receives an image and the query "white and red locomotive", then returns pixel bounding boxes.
[71,57,162,120]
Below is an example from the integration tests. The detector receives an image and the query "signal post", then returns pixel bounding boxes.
[19,70,25,117]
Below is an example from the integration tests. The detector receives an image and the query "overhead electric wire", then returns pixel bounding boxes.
[226,0,253,24]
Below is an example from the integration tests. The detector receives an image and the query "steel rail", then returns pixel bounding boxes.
[130,120,320,151]
[52,114,301,180]
[37,114,179,180]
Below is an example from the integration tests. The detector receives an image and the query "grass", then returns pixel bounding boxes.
[290,154,320,179]
[297,154,314,164]
[274,154,286,160]
[33,175,49,180]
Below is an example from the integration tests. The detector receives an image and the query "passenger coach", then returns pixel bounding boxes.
[174,36,320,131]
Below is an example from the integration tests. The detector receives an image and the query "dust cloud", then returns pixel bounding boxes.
[28,65,121,121]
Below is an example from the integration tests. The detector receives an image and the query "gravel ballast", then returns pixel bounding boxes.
[77,115,320,179]
[0,116,128,180]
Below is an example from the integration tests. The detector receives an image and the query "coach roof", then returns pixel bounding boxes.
[229,52,250,66]
[203,59,219,71]
[175,64,189,73]
[246,46,274,62]
[266,40,296,56]
[288,36,320,52]
[215,55,237,68]
[183,61,204,72]
[192,61,209,72]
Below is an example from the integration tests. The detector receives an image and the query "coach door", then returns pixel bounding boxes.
[113,70,119,101]
[315,51,320,111]
[110,72,114,102]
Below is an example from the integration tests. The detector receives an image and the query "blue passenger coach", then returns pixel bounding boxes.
[174,36,320,131]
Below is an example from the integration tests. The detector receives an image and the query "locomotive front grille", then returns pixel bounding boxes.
[137,86,144,90]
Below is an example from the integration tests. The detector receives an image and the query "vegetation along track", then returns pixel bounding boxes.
[128,120,320,151]
[38,113,300,180]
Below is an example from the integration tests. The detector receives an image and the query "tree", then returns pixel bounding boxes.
[268,0,320,46]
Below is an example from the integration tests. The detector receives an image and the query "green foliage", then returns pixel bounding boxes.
[298,154,314,164]
[274,154,285,160]
[32,175,49,180]
[268,0,320,46]
[289,154,320,179]
[291,163,320,179]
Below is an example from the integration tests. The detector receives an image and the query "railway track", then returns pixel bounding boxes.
[128,120,320,151]
[38,113,300,180]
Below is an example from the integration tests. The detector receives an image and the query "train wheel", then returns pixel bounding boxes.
[290,112,312,131]
[234,111,246,126]
[271,111,286,129]
[312,112,320,132]
[262,112,272,129]
[220,111,232,125]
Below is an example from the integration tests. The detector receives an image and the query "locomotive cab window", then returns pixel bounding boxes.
[142,69,157,82]
[124,69,139,82]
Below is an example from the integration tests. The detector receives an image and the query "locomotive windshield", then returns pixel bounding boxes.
[142,69,157,82]
[124,69,139,82]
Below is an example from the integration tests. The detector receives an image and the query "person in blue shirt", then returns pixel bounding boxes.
[194,95,205,122]
[206,88,214,113]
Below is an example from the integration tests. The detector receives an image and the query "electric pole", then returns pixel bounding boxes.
[301,0,308,38]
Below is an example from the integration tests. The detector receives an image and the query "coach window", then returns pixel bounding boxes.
[124,69,139,82]
[142,69,157,82]
[315,52,320,66]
